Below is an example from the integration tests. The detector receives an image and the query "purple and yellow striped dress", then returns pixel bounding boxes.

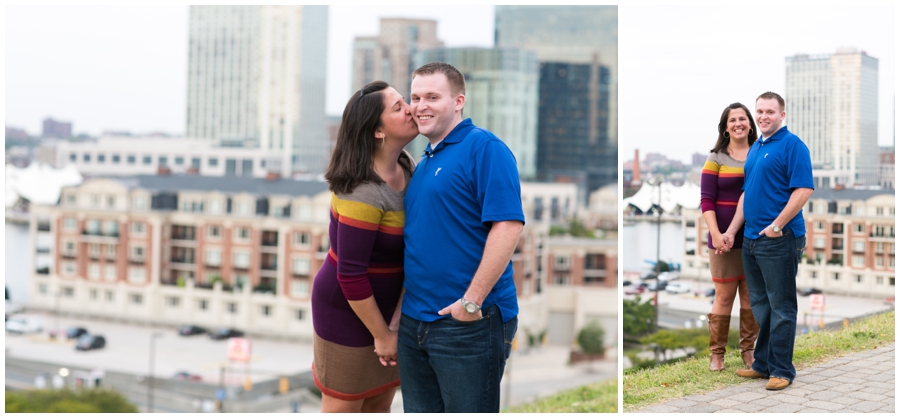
[311,178,407,400]
[700,151,746,283]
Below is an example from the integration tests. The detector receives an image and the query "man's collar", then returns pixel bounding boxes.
[759,125,788,143]
[425,118,473,153]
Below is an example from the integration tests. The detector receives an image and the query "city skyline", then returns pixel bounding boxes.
[5,5,494,137]
[620,4,895,165]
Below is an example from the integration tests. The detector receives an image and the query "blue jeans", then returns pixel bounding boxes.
[742,229,805,382]
[397,304,517,412]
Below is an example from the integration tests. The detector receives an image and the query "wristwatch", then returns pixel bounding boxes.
[771,224,782,233]
[460,298,481,314]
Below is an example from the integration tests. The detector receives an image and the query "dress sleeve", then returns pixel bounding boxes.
[700,153,719,213]
[331,188,383,301]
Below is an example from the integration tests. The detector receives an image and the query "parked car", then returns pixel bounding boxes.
[5,314,45,334]
[797,287,823,297]
[622,280,632,287]
[172,371,203,382]
[65,327,89,340]
[704,288,716,297]
[647,280,669,292]
[178,325,208,336]
[658,271,679,282]
[623,285,644,295]
[666,282,691,294]
[75,334,106,351]
[209,328,244,340]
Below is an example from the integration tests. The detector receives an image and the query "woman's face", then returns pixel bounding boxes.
[376,87,419,146]
[725,108,751,142]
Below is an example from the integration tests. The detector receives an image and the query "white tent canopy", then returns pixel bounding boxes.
[624,181,701,213]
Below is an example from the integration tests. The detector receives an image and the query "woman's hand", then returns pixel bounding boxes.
[375,331,398,367]
[711,233,729,254]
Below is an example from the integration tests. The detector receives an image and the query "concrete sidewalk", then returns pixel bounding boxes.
[632,343,895,413]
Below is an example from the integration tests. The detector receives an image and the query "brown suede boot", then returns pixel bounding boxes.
[739,308,759,368]
[707,313,730,371]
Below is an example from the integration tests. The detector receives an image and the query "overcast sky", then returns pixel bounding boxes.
[5,4,895,163]
[620,4,896,164]
[4,5,493,136]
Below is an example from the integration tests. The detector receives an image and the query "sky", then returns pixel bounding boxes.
[4,5,493,137]
[620,4,896,164]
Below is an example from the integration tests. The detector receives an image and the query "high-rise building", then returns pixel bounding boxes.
[186,6,328,177]
[494,5,618,192]
[42,118,72,138]
[785,48,879,188]
[415,47,539,178]
[351,18,442,99]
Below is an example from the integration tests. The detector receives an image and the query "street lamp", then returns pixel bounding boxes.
[148,332,163,412]
[653,176,663,333]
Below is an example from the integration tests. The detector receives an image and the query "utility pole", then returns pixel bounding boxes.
[654,177,662,333]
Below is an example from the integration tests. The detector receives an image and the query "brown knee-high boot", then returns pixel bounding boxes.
[707,313,730,371]
[739,308,759,368]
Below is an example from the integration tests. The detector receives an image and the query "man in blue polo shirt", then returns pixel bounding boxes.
[723,91,813,391]
[398,61,524,412]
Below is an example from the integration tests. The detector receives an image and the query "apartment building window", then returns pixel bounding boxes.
[233,250,251,269]
[91,195,101,207]
[39,284,48,295]
[810,271,817,279]
[128,266,146,283]
[175,156,184,165]
[292,257,310,275]
[233,227,251,242]
[554,256,570,270]
[198,299,208,311]
[876,257,884,268]
[832,273,840,281]
[132,196,146,210]
[130,245,145,261]
[127,154,136,164]
[207,225,221,239]
[205,249,222,267]
[159,156,168,166]
[292,232,311,248]
[65,194,76,206]
[853,240,865,252]
[166,296,180,307]
[69,153,77,162]
[106,244,117,260]
[853,224,865,234]
[553,274,570,285]
[227,302,238,314]
[891,277,895,286]
[814,221,825,232]
[105,290,114,302]
[88,263,101,280]
[130,294,143,305]
[876,276,884,285]
[63,217,78,232]
[208,157,218,167]
[295,309,306,321]
[89,289,98,300]
[89,243,101,259]
[876,207,884,216]
[876,242,884,254]
[61,261,77,277]
[191,157,201,168]
[107,196,115,208]
[237,201,252,216]
[143,155,152,165]
[813,237,825,249]
[105,264,117,281]
[852,256,864,267]
[62,287,75,297]
[209,199,222,215]
[105,220,119,236]
[291,279,310,297]
[295,204,312,220]
[62,240,76,256]
[855,275,863,283]
[131,222,145,237]
[112,154,120,163]
[260,305,272,317]
[83,153,91,163]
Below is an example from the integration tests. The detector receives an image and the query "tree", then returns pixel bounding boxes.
[577,321,605,356]
[623,295,655,336]
[5,388,138,413]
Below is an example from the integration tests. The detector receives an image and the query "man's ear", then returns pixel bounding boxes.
[455,94,466,112]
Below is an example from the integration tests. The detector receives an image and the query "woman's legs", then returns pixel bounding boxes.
[708,280,738,371]
[737,278,760,368]
[321,388,397,413]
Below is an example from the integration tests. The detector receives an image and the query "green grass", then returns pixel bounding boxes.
[5,388,138,413]
[507,379,618,413]
[623,310,895,412]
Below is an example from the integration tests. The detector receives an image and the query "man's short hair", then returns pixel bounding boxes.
[757,91,785,112]
[412,62,466,97]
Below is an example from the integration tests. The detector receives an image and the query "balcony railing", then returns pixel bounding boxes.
[170,256,194,264]
[36,267,49,275]
[37,222,51,232]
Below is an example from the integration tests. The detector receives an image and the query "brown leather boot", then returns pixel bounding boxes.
[707,313,730,371]
[739,308,759,368]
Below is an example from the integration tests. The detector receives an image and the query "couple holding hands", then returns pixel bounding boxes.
[701,92,814,391]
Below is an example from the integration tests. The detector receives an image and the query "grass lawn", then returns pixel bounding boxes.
[507,379,618,413]
[623,310,895,412]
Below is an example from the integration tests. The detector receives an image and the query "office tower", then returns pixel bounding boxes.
[415,47,539,178]
[494,5,618,192]
[42,118,72,138]
[351,18,442,99]
[186,6,328,176]
[785,48,879,187]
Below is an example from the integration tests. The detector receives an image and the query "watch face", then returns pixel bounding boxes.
[464,302,478,314]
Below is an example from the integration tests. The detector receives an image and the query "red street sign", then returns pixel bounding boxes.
[227,337,251,362]
[809,294,826,310]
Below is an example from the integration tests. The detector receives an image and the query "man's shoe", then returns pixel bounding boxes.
[765,377,790,390]
[735,368,767,379]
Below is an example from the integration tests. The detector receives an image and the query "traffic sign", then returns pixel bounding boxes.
[809,294,825,310]
[227,337,251,362]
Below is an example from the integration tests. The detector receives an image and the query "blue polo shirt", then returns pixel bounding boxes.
[742,125,814,239]
[403,118,524,323]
